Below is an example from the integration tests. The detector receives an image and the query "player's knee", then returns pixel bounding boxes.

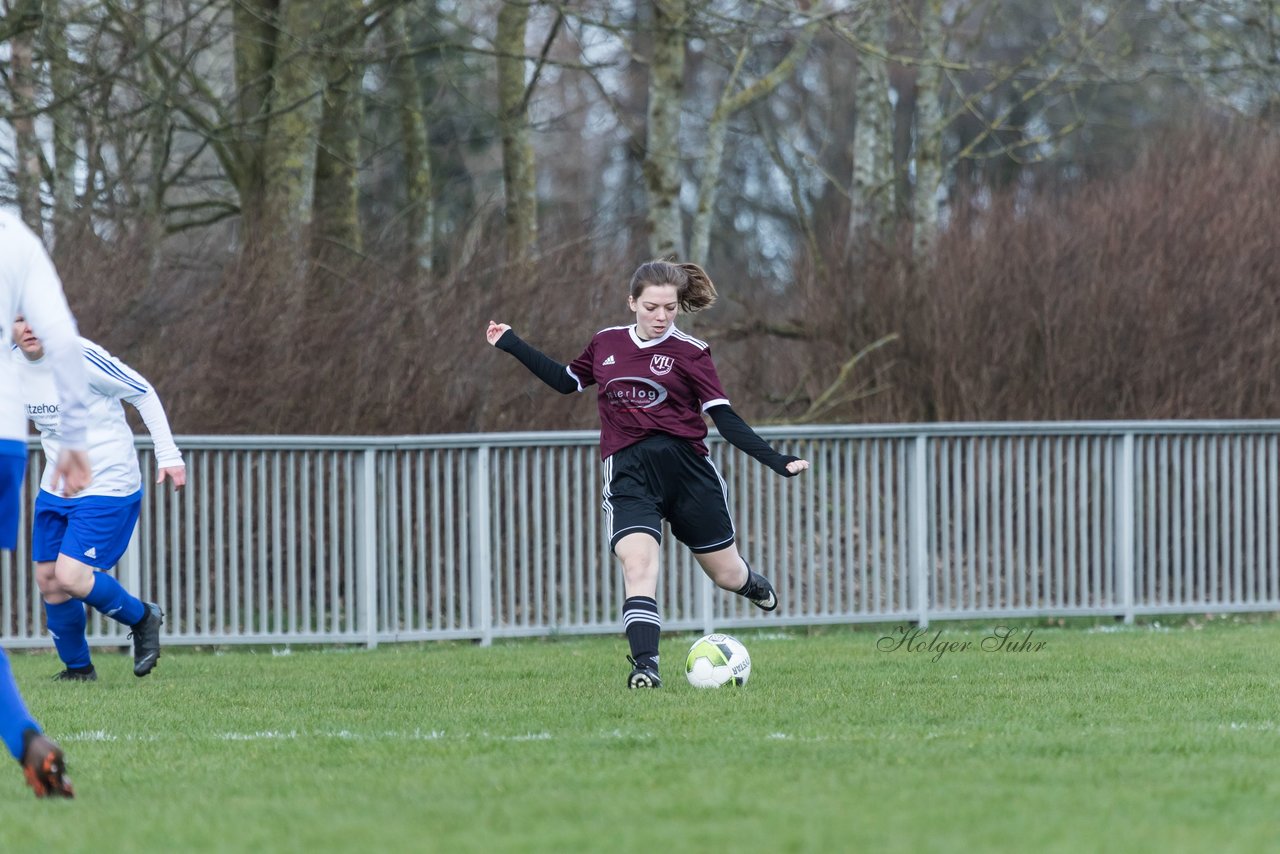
[621,554,659,587]
[51,558,94,597]
[34,563,62,597]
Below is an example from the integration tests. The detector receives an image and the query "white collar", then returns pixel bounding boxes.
[629,324,676,348]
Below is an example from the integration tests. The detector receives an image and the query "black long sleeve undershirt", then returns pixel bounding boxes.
[495,329,579,394]
[707,404,800,477]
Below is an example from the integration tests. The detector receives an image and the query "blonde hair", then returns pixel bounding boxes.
[628,260,717,313]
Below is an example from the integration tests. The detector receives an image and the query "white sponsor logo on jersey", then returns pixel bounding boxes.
[603,355,615,365]
[603,377,667,409]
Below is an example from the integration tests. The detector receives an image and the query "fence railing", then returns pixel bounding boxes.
[4,422,1280,649]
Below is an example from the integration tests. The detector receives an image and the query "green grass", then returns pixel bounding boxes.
[1,616,1278,852]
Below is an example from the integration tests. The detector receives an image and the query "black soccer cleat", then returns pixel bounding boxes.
[741,569,778,612]
[52,666,97,682]
[21,730,74,799]
[129,603,164,677]
[626,655,662,689]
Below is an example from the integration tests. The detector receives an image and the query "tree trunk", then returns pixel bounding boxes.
[259,0,326,284]
[496,0,537,266]
[644,0,686,260]
[911,0,946,263]
[232,0,280,235]
[849,3,894,249]
[43,0,78,247]
[135,0,169,285]
[10,9,43,231]
[312,0,367,279]
[386,6,433,278]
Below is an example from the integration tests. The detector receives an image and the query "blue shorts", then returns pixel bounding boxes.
[33,489,142,569]
[0,441,26,550]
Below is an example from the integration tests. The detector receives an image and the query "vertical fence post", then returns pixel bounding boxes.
[116,452,147,640]
[909,434,930,628]
[356,447,379,648]
[1117,432,1136,625]
[470,445,493,646]
[700,571,715,635]
[119,527,142,623]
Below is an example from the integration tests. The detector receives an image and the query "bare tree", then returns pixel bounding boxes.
[313,0,369,280]
[6,0,42,228]
[688,4,819,264]
[909,0,945,261]
[846,1,894,248]
[644,0,686,258]
[42,0,78,244]
[497,0,538,264]
[384,4,434,278]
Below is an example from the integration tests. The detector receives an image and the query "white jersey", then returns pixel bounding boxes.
[0,210,89,447]
[16,338,183,498]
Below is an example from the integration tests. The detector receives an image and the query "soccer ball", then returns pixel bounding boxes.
[684,633,751,688]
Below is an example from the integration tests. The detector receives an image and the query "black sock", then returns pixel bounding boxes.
[623,596,661,669]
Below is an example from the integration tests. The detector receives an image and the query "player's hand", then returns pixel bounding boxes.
[54,449,92,497]
[785,459,810,476]
[158,465,187,490]
[486,321,511,346]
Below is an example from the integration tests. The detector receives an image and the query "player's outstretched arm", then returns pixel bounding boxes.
[88,341,187,491]
[707,404,809,477]
[130,391,185,490]
[485,321,579,394]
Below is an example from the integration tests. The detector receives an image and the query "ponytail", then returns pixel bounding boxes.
[628,259,718,313]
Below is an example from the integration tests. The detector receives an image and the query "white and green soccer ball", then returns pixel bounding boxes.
[684,633,751,688]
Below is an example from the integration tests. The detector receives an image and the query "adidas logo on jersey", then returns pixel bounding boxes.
[83,547,97,559]
[602,355,615,365]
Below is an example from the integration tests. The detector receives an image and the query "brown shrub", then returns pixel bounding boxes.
[49,119,1280,435]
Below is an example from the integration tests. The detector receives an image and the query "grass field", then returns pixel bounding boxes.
[0,616,1278,853]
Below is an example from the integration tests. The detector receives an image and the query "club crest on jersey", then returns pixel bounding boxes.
[649,354,674,376]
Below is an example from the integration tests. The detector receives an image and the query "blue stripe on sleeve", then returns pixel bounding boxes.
[83,348,148,394]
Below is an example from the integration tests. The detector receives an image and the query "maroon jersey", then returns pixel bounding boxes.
[568,324,730,459]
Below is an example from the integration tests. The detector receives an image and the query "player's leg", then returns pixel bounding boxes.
[0,652,74,798]
[38,561,94,680]
[615,532,663,688]
[670,447,778,612]
[604,448,665,688]
[32,497,96,679]
[44,491,165,676]
[693,547,777,611]
[0,446,73,797]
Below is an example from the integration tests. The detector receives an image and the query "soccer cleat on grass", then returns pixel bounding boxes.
[626,655,662,689]
[740,569,778,612]
[129,603,164,677]
[21,730,74,799]
[52,666,97,682]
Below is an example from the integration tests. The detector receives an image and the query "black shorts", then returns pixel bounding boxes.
[601,434,735,554]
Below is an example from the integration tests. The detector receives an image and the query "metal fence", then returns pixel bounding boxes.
[4,422,1280,650]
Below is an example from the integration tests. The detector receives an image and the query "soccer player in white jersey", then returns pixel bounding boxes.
[12,316,184,682]
[0,209,93,797]
[487,259,810,688]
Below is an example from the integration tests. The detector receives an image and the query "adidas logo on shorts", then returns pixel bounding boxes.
[83,547,97,559]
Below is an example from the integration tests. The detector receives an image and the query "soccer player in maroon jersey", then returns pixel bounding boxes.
[486,259,809,688]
